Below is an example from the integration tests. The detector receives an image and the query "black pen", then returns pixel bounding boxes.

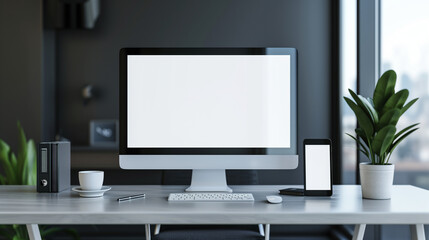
[117,193,146,202]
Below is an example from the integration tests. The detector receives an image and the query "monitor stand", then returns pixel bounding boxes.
[185,169,233,192]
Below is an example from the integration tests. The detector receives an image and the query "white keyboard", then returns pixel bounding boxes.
[168,193,255,202]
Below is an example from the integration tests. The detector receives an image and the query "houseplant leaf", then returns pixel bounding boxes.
[346,133,370,157]
[348,89,379,124]
[387,127,419,158]
[16,122,28,185]
[355,128,369,146]
[377,108,400,131]
[400,98,418,116]
[381,89,409,115]
[8,152,19,185]
[372,125,396,158]
[373,70,396,112]
[358,95,379,124]
[26,140,36,185]
[344,97,374,139]
[0,140,10,163]
[0,141,17,185]
[394,123,419,141]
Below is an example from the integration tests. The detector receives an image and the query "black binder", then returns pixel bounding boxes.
[37,142,70,193]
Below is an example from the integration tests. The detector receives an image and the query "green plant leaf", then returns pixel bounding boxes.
[0,175,5,185]
[0,122,37,186]
[388,127,419,156]
[12,225,27,240]
[16,122,28,185]
[359,95,379,124]
[346,133,369,156]
[348,89,379,124]
[359,149,369,158]
[381,89,409,115]
[394,123,420,141]
[0,147,17,185]
[0,139,11,162]
[344,97,374,139]
[17,122,27,157]
[377,108,401,130]
[355,128,369,145]
[21,140,36,185]
[373,70,397,112]
[26,140,36,185]
[8,153,19,185]
[40,227,62,237]
[366,97,375,107]
[372,125,396,157]
[0,140,13,185]
[401,98,418,116]
[22,154,29,185]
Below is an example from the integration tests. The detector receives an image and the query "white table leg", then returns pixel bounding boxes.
[258,224,265,236]
[26,224,41,240]
[352,224,366,240]
[145,224,151,240]
[411,224,426,240]
[264,224,270,240]
[154,224,161,235]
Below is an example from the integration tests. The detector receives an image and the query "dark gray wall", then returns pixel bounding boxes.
[0,0,334,185]
[57,0,333,184]
[0,0,44,150]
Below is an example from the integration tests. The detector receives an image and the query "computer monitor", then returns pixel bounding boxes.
[119,48,298,192]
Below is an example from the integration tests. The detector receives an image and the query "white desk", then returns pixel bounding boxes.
[0,185,427,240]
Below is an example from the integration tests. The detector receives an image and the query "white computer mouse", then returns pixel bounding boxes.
[266,195,283,204]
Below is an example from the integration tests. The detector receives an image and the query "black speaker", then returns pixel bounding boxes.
[37,142,70,193]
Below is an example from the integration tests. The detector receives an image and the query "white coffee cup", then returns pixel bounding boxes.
[79,170,104,191]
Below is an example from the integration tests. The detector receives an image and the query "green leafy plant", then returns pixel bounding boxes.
[344,70,419,165]
[0,122,79,240]
[0,122,36,185]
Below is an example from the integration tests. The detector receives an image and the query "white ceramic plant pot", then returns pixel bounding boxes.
[359,163,395,199]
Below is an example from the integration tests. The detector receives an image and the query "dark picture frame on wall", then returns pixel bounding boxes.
[90,120,119,148]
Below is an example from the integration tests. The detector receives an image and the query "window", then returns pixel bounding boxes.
[340,0,357,184]
[381,0,429,189]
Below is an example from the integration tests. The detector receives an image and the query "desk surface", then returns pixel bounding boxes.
[0,185,429,225]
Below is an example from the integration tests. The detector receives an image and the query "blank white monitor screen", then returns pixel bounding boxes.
[305,145,331,190]
[127,55,291,148]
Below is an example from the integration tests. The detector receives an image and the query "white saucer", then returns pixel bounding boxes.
[72,186,111,198]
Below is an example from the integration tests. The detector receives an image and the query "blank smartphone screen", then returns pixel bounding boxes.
[305,144,331,190]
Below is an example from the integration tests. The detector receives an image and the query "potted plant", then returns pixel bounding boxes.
[0,122,79,240]
[344,70,419,199]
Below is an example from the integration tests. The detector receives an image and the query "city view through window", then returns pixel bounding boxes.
[341,0,429,187]
[381,0,429,185]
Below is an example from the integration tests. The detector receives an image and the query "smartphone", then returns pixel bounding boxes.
[279,188,304,196]
[304,139,332,196]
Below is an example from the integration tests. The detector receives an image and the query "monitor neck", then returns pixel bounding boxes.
[185,169,232,192]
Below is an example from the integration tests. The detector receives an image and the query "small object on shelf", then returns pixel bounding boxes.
[82,84,95,105]
[90,120,119,148]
